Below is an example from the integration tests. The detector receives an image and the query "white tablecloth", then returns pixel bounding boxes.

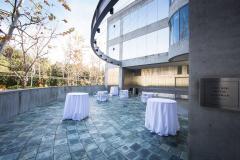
[97,91,108,101]
[119,90,129,98]
[145,98,180,136]
[110,86,119,96]
[141,92,155,103]
[63,92,89,121]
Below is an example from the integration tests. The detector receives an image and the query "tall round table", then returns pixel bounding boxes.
[145,98,180,136]
[110,86,119,96]
[141,92,155,103]
[97,91,108,101]
[119,90,129,98]
[63,92,89,121]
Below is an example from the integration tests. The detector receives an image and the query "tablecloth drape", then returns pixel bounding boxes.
[63,93,89,121]
[145,98,180,136]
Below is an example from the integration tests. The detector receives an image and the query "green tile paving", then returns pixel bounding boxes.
[0,96,188,160]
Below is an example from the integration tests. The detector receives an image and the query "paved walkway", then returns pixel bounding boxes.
[0,96,188,160]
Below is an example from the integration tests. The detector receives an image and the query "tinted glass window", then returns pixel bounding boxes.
[169,4,189,45]
[108,20,120,40]
[180,5,189,40]
[177,66,182,75]
[122,28,169,60]
[170,12,179,45]
[108,44,120,60]
[122,0,169,35]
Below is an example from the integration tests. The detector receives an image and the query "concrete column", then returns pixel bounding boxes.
[118,67,125,89]
[189,0,240,160]
[104,63,108,87]
[119,15,123,61]
[118,16,124,89]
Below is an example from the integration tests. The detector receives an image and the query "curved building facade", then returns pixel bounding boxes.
[91,1,240,159]
[169,0,189,60]
[92,0,189,98]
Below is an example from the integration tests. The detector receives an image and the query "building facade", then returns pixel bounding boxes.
[105,0,189,98]
[91,0,240,159]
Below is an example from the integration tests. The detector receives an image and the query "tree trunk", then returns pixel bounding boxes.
[21,76,28,88]
[0,14,20,54]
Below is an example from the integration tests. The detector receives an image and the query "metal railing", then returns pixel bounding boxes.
[91,0,121,66]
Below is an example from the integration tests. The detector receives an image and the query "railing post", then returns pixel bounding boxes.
[174,77,177,99]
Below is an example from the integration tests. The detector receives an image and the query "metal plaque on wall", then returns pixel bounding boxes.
[200,78,240,111]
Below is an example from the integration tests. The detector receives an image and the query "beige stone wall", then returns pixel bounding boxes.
[124,65,189,87]
[107,68,119,85]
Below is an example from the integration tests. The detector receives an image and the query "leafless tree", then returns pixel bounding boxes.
[0,0,71,54]
[4,24,57,88]
[63,33,85,85]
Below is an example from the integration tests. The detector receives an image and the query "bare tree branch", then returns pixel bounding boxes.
[12,0,18,23]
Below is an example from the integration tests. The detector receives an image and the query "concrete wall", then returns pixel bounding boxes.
[106,67,119,85]
[0,85,105,123]
[124,65,189,87]
[133,86,188,99]
[122,52,169,68]
[189,0,240,159]
[168,39,189,60]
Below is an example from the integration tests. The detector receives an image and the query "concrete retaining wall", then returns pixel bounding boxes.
[0,85,105,123]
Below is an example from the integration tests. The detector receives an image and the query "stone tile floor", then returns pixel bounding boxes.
[0,96,188,160]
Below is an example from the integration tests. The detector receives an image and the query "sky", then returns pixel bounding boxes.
[48,0,100,63]
[0,0,102,64]
[1,0,170,65]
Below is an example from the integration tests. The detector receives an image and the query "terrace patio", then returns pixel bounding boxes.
[0,96,188,160]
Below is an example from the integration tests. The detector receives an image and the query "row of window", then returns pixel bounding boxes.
[108,28,169,61]
[169,4,189,45]
[107,2,189,60]
[122,0,169,35]
[122,28,169,60]
[108,0,169,40]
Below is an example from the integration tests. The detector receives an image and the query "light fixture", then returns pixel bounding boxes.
[97,28,100,33]
[110,8,114,14]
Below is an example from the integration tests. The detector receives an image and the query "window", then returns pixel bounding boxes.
[158,0,169,20]
[187,65,189,74]
[122,0,169,35]
[170,12,179,45]
[177,66,182,75]
[108,44,120,60]
[169,4,189,45]
[108,20,120,40]
[122,29,169,60]
[180,5,189,40]
[157,28,169,53]
[133,69,141,76]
